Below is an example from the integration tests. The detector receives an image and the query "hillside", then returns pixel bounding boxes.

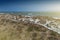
[0,14,60,40]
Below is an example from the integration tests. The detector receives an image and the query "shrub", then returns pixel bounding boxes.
[48,37,58,40]
[27,26,33,32]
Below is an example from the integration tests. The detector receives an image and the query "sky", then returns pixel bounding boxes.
[0,0,60,12]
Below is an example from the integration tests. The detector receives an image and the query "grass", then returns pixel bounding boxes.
[0,14,60,40]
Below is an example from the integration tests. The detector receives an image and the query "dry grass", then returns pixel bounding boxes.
[0,15,60,40]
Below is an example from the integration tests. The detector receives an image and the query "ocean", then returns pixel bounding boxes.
[0,12,60,17]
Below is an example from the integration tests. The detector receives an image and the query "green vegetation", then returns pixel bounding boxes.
[27,26,33,32]
[48,37,58,40]
[50,31,57,36]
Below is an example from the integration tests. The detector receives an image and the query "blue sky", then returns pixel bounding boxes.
[0,0,60,12]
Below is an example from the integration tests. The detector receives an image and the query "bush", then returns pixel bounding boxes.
[32,32,37,37]
[33,26,39,31]
[48,37,58,40]
[50,31,57,36]
[27,26,33,32]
